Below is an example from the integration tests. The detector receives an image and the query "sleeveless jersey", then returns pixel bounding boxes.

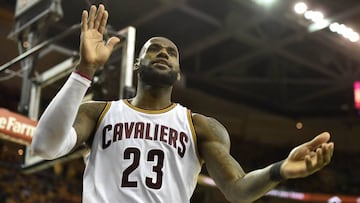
[82,100,202,203]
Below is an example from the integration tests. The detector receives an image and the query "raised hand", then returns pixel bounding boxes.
[78,4,120,78]
[281,132,334,179]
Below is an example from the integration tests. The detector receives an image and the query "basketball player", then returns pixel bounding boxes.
[31,4,334,203]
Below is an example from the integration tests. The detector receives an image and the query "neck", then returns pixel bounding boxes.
[130,81,173,110]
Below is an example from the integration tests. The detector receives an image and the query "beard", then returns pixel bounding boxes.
[138,63,178,87]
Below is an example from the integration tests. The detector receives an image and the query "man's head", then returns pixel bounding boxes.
[135,37,180,87]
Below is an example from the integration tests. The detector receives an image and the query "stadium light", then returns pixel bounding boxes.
[308,19,330,32]
[329,22,339,32]
[329,22,360,42]
[349,32,360,42]
[294,2,308,14]
[304,10,324,23]
[294,1,360,43]
[253,0,277,6]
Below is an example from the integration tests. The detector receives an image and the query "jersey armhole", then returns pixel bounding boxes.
[95,101,112,130]
[187,109,203,165]
[87,102,112,147]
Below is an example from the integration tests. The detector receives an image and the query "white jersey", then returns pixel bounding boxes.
[83,100,202,203]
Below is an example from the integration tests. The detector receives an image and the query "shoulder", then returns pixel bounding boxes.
[192,113,230,149]
[80,100,109,110]
[74,101,111,147]
[78,100,110,119]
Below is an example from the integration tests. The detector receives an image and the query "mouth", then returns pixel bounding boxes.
[152,59,171,69]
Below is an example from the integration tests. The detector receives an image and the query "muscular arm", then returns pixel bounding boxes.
[31,73,105,159]
[31,73,91,159]
[194,113,333,202]
[31,4,119,159]
[193,114,280,203]
[73,101,107,148]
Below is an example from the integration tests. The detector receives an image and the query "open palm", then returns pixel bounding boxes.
[79,5,120,75]
[282,132,334,179]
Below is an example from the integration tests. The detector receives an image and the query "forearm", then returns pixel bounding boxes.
[227,162,284,203]
[195,115,286,202]
[31,72,90,159]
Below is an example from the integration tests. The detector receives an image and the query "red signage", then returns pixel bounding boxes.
[0,108,37,145]
[354,81,360,109]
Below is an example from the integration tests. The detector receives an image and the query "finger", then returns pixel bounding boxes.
[88,5,97,29]
[315,147,324,168]
[94,4,105,30]
[305,155,313,172]
[309,151,317,158]
[329,142,334,158]
[305,132,330,150]
[81,10,88,31]
[106,37,121,50]
[99,10,108,34]
[321,144,328,164]
[323,142,334,164]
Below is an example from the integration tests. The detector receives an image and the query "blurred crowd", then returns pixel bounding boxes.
[0,141,83,203]
[0,161,83,203]
[1,171,81,202]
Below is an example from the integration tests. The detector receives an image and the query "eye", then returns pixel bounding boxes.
[167,48,177,57]
[147,44,161,52]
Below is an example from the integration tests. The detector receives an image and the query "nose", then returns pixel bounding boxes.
[156,48,169,59]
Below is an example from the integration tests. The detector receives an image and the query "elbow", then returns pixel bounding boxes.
[222,180,254,203]
[221,182,240,203]
[226,193,253,203]
[225,192,251,203]
[30,142,57,160]
[30,130,58,160]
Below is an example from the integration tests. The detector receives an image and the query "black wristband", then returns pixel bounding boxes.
[269,160,285,182]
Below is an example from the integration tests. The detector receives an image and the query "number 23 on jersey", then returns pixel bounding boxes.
[121,147,165,190]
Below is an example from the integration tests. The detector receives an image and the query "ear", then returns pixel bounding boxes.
[134,58,140,70]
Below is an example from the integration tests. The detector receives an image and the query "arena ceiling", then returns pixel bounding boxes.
[1,0,360,200]
[1,0,360,153]
[102,0,360,118]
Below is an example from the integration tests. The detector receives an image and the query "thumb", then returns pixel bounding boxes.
[106,36,121,50]
[305,132,330,150]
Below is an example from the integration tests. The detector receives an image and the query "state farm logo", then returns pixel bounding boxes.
[0,108,37,144]
[0,116,35,137]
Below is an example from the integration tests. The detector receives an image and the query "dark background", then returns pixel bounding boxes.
[1,0,360,202]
